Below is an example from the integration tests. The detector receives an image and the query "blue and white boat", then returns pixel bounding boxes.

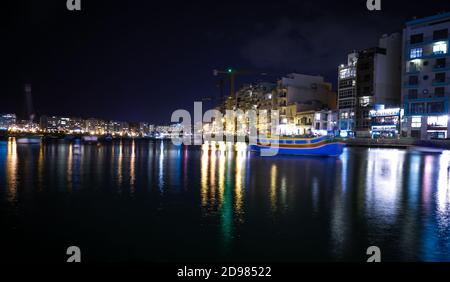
[249,135,344,157]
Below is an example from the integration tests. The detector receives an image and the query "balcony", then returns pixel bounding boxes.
[403,81,419,88]
[371,120,399,125]
[406,66,422,74]
[406,35,449,47]
[404,95,448,102]
[432,78,450,86]
[433,64,450,71]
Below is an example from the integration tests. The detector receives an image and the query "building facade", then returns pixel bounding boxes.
[0,114,17,130]
[369,105,402,138]
[402,12,450,139]
[337,53,358,137]
[355,33,402,137]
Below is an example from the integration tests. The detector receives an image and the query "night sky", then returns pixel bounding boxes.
[2,0,449,123]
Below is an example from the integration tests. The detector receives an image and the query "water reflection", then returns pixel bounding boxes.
[437,152,450,216]
[1,141,450,261]
[365,149,404,225]
[158,141,164,192]
[270,164,277,213]
[130,140,136,192]
[6,138,18,203]
[234,144,246,220]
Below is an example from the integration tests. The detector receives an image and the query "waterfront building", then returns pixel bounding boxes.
[313,110,339,136]
[355,33,402,138]
[57,117,71,132]
[107,121,121,135]
[401,12,450,139]
[0,113,17,130]
[39,115,59,132]
[276,73,335,123]
[155,125,171,134]
[275,73,336,134]
[337,52,358,137]
[283,100,330,135]
[215,73,335,136]
[40,115,87,133]
[232,82,276,134]
[295,110,314,135]
[15,119,39,133]
[70,117,85,133]
[85,118,107,135]
[279,100,337,136]
[289,109,338,136]
[369,105,402,138]
[120,122,129,135]
[106,121,130,136]
[256,90,276,135]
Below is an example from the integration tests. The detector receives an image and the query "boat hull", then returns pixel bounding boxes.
[82,136,98,143]
[16,137,42,145]
[249,142,345,157]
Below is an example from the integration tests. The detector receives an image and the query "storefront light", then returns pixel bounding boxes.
[427,115,448,127]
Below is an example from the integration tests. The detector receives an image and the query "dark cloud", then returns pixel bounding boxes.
[241,14,401,75]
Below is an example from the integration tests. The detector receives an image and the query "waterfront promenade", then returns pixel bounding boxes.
[344,138,450,149]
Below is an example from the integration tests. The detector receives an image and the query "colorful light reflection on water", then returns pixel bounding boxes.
[0,139,450,262]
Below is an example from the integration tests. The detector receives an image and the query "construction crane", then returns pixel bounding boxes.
[213,68,274,108]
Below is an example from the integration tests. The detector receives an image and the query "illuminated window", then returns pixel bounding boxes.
[411,116,421,128]
[427,116,448,127]
[407,59,422,72]
[410,48,423,59]
[433,42,448,55]
[339,67,355,79]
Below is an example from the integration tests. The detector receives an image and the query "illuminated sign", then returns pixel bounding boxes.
[369,108,400,117]
[371,125,397,131]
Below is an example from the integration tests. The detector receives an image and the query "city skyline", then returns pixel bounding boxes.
[4,0,450,270]
[3,0,450,123]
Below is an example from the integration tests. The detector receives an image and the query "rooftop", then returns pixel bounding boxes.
[406,12,450,26]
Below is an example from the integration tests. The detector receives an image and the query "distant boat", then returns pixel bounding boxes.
[16,135,42,145]
[249,135,345,157]
[82,135,98,143]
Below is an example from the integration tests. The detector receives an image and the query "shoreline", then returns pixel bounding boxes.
[3,132,450,150]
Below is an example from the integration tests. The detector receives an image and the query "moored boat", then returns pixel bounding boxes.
[16,135,42,145]
[82,135,99,143]
[249,135,345,157]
